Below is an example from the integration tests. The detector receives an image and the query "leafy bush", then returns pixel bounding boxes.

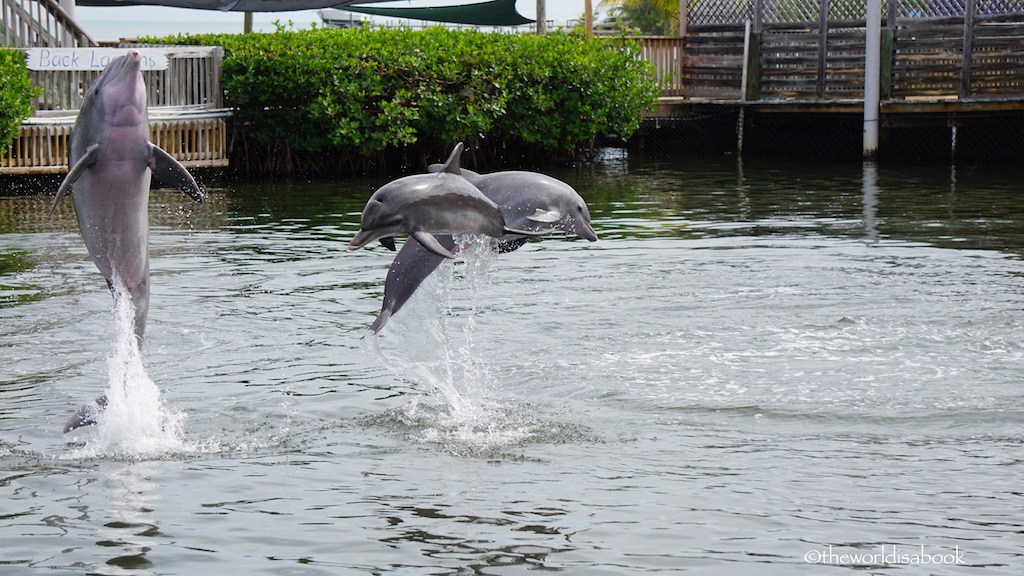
[145,27,659,175]
[0,50,41,156]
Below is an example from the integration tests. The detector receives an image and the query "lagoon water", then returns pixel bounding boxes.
[1,152,1022,574]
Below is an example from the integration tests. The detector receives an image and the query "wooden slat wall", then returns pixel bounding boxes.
[679,26,745,99]
[636,36,686,96]
[1,117,229,173]
[970,17,1024,96]
[0,123,71,174]
[150,117,229,168]
[640,11,1024,103]
[891,17,964,98]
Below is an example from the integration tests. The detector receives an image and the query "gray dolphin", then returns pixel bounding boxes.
[367,164,598,334]
[348,143,542,259]
[51,50,204,433]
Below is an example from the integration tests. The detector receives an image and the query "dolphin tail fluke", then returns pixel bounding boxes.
[49,144,100,217]
[411,231,457,259]
[62,394,108,434]
[150,144,204,202]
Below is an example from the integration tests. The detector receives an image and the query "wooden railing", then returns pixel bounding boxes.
[1,0,95,48]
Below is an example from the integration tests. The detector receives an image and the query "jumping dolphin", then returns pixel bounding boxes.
[50,50,204,432]
[348,143,542,259]
[367,164,598,334]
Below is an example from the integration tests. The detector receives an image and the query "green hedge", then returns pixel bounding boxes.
[146,27,659,175]
[0,50,41,156]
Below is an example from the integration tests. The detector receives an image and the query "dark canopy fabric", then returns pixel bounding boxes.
[74,0,395,11]
[340,0,533,26]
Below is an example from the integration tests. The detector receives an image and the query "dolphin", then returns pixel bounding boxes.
[50,50,204,433]
[367,164,598,334]
[348,143,542,259]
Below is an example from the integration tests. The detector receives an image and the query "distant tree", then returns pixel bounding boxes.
[598,0,683,35]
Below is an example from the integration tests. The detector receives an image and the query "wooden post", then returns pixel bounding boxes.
[886,0,898,27]
[753,0,763,33]
[880,29,894,100]
[744,29,762,101]
[585,0,593,37]
[537,0,546,34]
[678,0,688,37]
[881,0,897,101]
[960,0,975,98]
[817,0,830,99]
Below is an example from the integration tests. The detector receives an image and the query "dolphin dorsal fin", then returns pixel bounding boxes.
[439,142,464,175]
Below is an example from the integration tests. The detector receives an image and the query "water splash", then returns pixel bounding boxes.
[63,287,188,460]
[368,236,550,455]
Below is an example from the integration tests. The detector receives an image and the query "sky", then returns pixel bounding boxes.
[72,0,601,40]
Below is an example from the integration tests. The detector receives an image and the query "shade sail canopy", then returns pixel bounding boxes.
[74,0,532,24]
[75,0,395,11]
[340,0,533,26]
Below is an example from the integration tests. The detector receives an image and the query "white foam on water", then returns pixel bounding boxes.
[62,287,192,460]
[368,236,546,454]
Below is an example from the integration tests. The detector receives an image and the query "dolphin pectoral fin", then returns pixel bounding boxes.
[526,208,562,224]
[63,394,108,433]
[150,144,204,202]
[368,308,392,335]
[503,226,552,237]
[412,231,456,259]
[439,142,464,175]
[497,236,531,253]
[49,144,99,216]
[380,237,397,251]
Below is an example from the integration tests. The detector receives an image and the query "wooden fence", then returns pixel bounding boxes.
[640,0,1024,102]
[29,46,224,112]
[2,45,229,174]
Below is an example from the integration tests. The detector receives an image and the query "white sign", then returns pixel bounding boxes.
[25,48,168,72]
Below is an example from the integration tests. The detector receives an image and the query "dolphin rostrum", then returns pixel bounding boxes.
[347,143,543,259]
[367,162,598,334]
[50,50,204,433]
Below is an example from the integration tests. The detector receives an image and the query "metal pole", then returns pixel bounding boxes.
[738,20,752,154]
[536,0,546,34]
[244,12,253,34]
[864,0,882,159]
